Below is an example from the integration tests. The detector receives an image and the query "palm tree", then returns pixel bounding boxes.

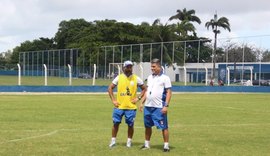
[173,20,196,38]
[151,19,174,64]
[205,13,231,80]
[169,8,201,24]
[152,19,172,42]
[169,8,201,39]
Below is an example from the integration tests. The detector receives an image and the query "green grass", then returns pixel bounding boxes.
[0,93,270,155]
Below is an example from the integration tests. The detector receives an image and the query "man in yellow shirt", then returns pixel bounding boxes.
[108,60,146,148]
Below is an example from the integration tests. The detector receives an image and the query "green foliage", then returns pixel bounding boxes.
[262,50,270,62]
[11,38,55,64]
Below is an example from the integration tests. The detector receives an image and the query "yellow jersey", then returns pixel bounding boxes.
[117,74,138,109]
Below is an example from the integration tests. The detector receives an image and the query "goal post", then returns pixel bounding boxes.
[109,63,123,79]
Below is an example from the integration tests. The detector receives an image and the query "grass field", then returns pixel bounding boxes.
[0,93,270,156]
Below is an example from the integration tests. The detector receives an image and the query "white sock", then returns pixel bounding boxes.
[127,138,132,143]
[145,140,150,147]
[164,142,169,149]
[111,137,116,144]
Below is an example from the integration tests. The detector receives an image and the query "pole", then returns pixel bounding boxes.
[92,64,96,86]
[117,65,121,76]
[43,64,47,86]
[184,41,186,66]
[139,64,143,81]
[205,67,208,86]
[68,64,72,86]
[140,44,143,63]
[196,40,201,83]
[250,67,253,86]
[227,67,230,86]
[241,45,245,83]
[17,63,21,86]
[184,66,187,86]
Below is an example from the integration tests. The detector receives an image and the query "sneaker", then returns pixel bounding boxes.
[109,142,116,148]
[163,148,170,152]
[126,141,132,148]
[140,145,150,150]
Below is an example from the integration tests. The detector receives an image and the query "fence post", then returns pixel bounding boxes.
[227,67,230,86]
[17,63,21,86]
[117,65,121,76]
[68,64,72,86]
[92,64,96,86]
[139,64,143,81]
[183,66,187,86]
[43,64,47,86]
[205,67,208,86]
[250,67,253,85]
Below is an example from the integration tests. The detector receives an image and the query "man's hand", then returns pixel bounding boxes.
[161,107,168,114]
[112,100,119,107]
[139,103,144,112]
[131,97,139,104]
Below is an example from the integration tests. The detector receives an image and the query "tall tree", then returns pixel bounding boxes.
[169,8,201,39]
[169,8,201,24]
[262,50,270,62]
[11,38,55,64]
[172,21,196,38]
[205,13,231,79]
[54,19,91,49]
[151,19,176,64]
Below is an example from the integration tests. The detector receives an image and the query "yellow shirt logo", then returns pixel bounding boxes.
[117,74,138,109]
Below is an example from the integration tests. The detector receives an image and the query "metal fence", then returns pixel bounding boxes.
[18,49,81,77]
[1,35,269,85]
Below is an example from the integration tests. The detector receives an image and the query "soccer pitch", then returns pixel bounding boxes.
[0,93,270,156]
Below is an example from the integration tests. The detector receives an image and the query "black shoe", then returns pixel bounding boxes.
[140,145,150,150]
[163,148,170,152]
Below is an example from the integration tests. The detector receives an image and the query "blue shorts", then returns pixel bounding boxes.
[112,108,136,127]
[143,107,168,130]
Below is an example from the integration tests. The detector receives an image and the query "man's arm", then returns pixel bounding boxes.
[164,88,172,107]
[108,83,119,107]
[131,84,146,104]
[161,88,172,114]
[139,86,147,112]
[137,84,147,101]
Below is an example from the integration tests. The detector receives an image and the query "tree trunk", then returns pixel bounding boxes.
[212,32,217,80]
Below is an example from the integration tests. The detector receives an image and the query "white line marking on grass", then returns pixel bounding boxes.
[1,123,268,144]
[0,130,58,144]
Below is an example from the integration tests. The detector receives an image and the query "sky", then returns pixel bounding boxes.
[1,0,270,53]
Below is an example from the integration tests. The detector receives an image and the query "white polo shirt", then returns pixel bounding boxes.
[144,74,172,108]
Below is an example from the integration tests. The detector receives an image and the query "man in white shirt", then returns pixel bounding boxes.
[139,58,172,152]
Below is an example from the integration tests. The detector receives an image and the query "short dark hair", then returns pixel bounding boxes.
[151,58,161,66]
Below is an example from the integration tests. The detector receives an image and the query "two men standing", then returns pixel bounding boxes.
[108,59,172,152]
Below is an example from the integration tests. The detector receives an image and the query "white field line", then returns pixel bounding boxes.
[0,128,112,144]
[1,123,270,144]
[0,130,58,144]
